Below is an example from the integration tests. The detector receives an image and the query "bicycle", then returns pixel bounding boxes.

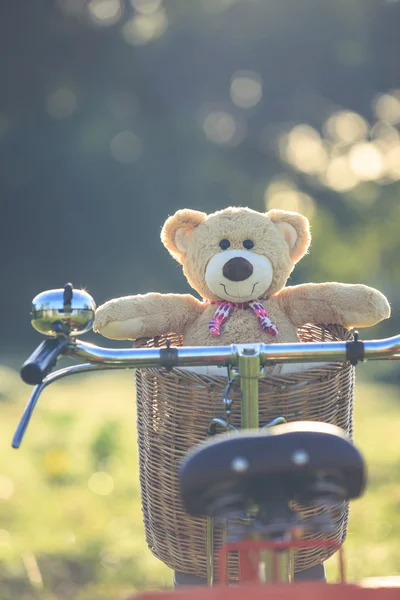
[12,284,400,598]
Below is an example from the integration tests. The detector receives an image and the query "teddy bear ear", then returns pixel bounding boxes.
[161,208,207,263]
[267,209,311,263]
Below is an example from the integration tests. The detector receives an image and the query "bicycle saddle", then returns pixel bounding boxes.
[180,422,366,517]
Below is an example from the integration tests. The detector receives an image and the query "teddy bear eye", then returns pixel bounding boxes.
[219,239,231,250]
[243,239,254,250]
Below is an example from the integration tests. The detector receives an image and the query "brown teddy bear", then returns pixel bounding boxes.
[94,207,390,352]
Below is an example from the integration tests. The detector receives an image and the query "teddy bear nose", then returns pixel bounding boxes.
[223,257,254,282]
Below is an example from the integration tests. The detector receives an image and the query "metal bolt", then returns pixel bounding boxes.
[291,449,309,466]
[231,456,249,473]
[242,347,256,355]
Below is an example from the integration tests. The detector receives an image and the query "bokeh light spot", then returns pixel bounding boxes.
[283,125,327,174]
[348,142,384,180]
[87,0,122,26]
[110,131,142,163]
[46,88,77,120]
[375,93,400,124]
[370,121,400,151]
[324,156,359,191]
[324,111,368,144]
[122,8,168,45]
[88,471,114,496]
[202,110,245,146]
[264,178,315,218]
[230,71,262,109]
[0,476,14,500]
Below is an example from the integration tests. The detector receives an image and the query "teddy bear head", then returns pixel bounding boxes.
[161,207,311,302]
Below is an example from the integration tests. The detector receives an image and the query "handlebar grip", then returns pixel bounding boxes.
[20,337,69,385]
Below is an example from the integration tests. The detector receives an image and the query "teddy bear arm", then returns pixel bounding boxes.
[277,283,390,329]
[94,293,203,340]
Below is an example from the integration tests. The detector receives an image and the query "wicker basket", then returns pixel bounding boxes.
[134,324,355,579]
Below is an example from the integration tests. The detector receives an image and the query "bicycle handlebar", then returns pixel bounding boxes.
[19,334,400,386]
[55,334,400,369]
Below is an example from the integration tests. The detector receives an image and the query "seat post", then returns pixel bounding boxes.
[237,347,261,583]
[238,346,260,429]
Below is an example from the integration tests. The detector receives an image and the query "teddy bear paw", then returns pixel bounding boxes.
[95,316,144,340]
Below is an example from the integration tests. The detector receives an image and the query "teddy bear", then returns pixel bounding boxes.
[94,206,390,585]
[94,207,390,363]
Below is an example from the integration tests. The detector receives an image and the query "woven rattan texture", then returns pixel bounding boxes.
[134,325,354,579]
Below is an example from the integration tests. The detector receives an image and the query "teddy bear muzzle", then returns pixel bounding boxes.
[205,249,274,302]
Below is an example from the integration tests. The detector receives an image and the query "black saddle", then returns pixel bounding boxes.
[180,422,366,517]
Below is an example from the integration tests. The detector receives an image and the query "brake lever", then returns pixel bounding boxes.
[12,362,118,448]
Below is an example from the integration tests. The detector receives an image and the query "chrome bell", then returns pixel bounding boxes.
[31,283,96,336]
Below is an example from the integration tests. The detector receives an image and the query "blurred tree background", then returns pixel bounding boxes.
[1,0,400,352]
[1,0,400,598]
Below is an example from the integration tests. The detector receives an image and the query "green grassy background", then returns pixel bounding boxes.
[0,366,399,599]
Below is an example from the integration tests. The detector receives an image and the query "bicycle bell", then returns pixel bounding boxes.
[31,283,96,336]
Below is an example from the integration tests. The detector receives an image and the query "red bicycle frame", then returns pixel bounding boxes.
[219,538,344,585]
